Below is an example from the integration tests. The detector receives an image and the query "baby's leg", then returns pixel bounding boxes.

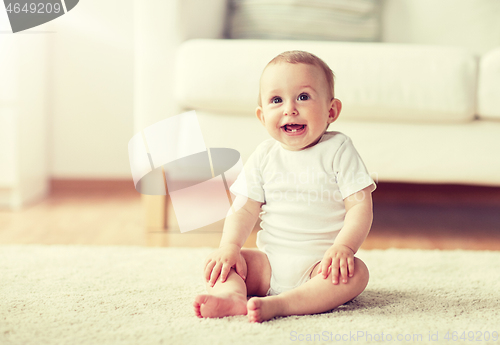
[247,257,369,323]
[194,249,271,318]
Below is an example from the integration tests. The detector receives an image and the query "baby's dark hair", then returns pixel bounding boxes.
[258,50,335,106]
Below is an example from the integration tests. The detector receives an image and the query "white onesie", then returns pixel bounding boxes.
[230,131,376,295]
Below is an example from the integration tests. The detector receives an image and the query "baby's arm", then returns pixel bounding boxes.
[318,185,373,284]
[204,196,262,286]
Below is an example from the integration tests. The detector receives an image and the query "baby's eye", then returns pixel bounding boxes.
[298,93,309,101]
[271,97,282,104]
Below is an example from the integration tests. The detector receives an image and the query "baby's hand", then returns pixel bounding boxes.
[317,244,355,285]
[203,244,247,287]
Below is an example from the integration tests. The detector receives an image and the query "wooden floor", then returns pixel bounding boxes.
[0,180,499,250]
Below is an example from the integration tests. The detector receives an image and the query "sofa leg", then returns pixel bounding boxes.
[165,194,179,231]
[142,194,166,230]
[142,194,180,232]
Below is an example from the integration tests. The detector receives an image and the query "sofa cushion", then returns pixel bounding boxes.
[175,39,477,123]
[227,0,380,42]
[333,119,500,186]
[477,48,500,121]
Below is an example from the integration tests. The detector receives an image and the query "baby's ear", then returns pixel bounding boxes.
[256,106,266,125]
[328,98,342,123]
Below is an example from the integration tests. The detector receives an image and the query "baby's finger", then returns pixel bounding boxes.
[204,260,216,282]
[220,263,232,283]
[339,259,348,283]
[331,261,340,284]
[348,256,355,278]
[209,262,222,287]
[320,258,332,279]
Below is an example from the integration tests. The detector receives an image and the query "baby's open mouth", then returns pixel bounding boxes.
[282,124,306,133]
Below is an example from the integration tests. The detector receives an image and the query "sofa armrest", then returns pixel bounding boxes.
[133,0,228,131]
[478,47,500,120]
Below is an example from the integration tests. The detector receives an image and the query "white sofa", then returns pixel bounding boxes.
[133,0,500,228]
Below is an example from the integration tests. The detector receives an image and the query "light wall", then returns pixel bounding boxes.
[50,0,135,178]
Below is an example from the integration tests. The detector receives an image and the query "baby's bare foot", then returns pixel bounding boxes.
[247,296,285,323]
[194,293,247,318]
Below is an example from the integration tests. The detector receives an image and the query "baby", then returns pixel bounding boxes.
[194,50,376,323]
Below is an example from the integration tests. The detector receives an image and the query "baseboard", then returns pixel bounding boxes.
[374,182,500,205]
[50,179,138,196]
[0,178,49,210]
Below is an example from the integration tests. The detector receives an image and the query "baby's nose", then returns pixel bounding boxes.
[283,103,298,115]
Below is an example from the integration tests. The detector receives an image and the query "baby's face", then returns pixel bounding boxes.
[256,62,341,151]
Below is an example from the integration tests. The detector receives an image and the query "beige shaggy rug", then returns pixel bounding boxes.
[1,245,500,345]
